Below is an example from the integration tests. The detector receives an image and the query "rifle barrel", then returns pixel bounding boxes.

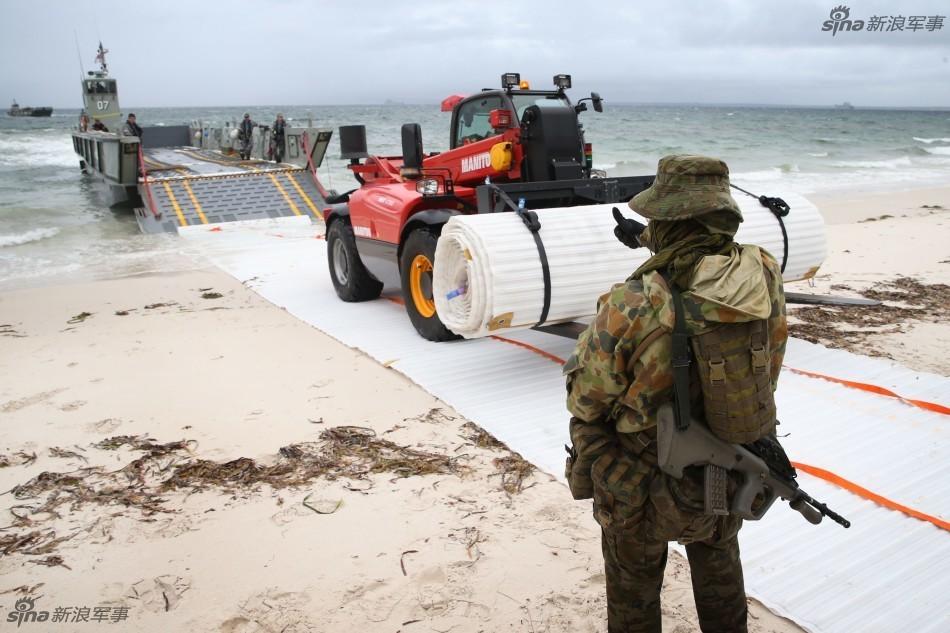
[803,493,851,528]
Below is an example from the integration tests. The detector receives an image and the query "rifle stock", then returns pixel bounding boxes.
[656,404,848,528]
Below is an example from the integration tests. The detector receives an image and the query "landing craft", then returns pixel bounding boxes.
[70,43,333,231]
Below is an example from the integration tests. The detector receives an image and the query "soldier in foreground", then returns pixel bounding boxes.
[564,155,788,633]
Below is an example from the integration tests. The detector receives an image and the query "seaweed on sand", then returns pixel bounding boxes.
[163,426,465,491]
[2,427,466,559]
[788,277,950,355]
[491,454,536,496]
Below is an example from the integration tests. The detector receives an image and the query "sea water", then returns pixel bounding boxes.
[1,104,949,290]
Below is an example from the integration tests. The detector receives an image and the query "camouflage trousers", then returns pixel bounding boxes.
[591,440,747,633]
[239,138,253,160]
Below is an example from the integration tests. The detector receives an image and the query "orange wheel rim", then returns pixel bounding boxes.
[409,254,436,318]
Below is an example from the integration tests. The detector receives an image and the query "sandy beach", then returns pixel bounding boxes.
[1,184,947,632]
[791,186,950,374]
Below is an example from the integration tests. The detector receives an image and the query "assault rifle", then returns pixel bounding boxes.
[656,403,851,528]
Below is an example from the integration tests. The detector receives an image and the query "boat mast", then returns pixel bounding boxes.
[94,42,109,76]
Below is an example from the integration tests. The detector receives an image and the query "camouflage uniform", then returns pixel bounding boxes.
[565,155,788,633]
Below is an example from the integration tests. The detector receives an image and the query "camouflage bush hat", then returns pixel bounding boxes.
[628,154,743,221]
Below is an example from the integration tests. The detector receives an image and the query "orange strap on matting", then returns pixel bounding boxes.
[786,366,950,416]
[489,335,567,366]
[792,461,950,532]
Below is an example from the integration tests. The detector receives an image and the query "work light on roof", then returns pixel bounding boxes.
[553,74,572,89]
[501,73,521,89]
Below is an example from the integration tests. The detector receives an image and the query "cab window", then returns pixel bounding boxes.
[454,96,503,147]
[509,94,572,121]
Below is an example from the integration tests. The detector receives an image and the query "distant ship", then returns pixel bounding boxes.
[7,100,53,117]
[834,102,855,110]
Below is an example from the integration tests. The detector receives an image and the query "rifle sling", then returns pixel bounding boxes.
[659,272,692,432]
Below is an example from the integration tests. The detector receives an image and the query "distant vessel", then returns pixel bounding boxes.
[834,102,855,110]
[7,100,53,117]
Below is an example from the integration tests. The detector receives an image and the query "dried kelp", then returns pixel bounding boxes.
[491,454,536,496]
[789,277,950,355]
[164,426,464,492]
[460,422,507,451]
[2,427,465,558]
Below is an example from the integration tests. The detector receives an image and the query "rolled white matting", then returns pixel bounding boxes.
[433,191,826,338]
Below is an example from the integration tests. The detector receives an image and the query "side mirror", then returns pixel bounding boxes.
[591,92,604,113]
[401,123,424,174]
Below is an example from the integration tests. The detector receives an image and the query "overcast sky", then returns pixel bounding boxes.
[2,0,948,108]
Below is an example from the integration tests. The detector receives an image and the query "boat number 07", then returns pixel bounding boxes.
[96,100,110,111]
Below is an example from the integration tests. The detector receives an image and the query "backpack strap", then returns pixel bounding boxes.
[749,319,774,413]
[659,272,692,432]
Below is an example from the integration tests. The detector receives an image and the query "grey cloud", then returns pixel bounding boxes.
[0,0,947,108]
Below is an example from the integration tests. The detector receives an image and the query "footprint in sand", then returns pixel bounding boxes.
[220,590,313,632]
[59,400,87,412]
[88,418,123,433]
[270,505,313,526]
[0,388,67,414]
[126,575,191,613]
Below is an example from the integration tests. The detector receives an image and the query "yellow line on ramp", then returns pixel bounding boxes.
[284,172,322,219]
[181,181,208,224]
[268,173,302,216]
[161,181,188,227]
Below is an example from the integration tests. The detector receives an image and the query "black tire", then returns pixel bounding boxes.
[327,219,383,302]
[399,229,461,342]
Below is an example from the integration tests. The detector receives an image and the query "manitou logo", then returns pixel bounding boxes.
[461,153,491,173]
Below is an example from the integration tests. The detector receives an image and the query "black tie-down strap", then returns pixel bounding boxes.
[659,273,692,432]
[730,183,791,273]
[484,185,551,326]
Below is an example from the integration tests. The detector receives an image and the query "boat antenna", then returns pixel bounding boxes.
[74,31,86,78]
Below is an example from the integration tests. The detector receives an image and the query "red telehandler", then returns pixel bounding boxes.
[320,73,653,341]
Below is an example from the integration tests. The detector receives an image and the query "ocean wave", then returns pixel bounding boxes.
[913,137,950,144]
[0,227,61,247]
[923,146,950,156]
[807,152,829,158]
[831,156,913,169]
[731,168,784,182]
[0,135,77,168]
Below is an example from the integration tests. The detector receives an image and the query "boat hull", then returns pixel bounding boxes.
[7,107,53,117]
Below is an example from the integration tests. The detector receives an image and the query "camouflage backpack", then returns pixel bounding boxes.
[664,273,776,444]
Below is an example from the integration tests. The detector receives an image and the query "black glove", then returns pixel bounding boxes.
[612,207,646,250]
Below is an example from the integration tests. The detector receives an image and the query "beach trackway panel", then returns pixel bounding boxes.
[180,216,950,633]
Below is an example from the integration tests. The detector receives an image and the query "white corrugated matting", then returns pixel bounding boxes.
[180,216,948,633]
[434,192,826,338]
